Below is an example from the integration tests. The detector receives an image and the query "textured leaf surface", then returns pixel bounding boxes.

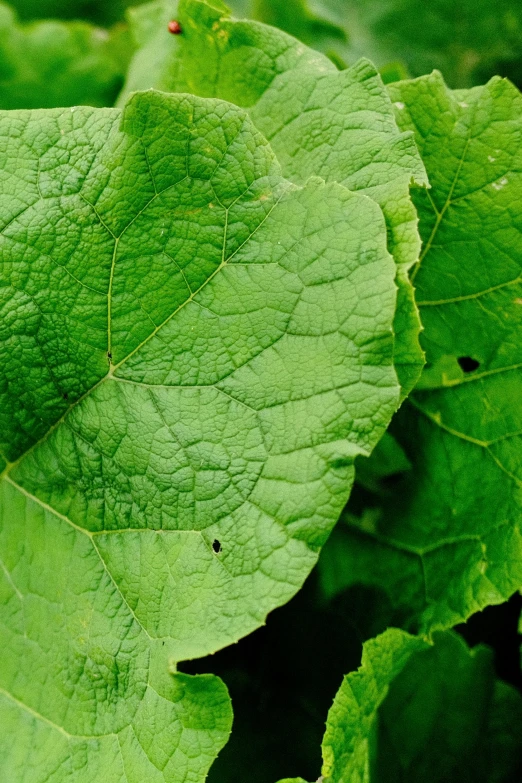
[0,90,398,779]
[281,629,522,783]
[120,0,428,397]
[319,72,522,632]
[0,2,130,109]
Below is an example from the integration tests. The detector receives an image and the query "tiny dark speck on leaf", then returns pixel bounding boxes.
[168,20,182,34]
[63,392,68,400]
[457,356,480,373]
[107,352,112,360]
[212,539,222,553]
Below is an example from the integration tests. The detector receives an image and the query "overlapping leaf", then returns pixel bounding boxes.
[0,2,132,109]
[279,629,522,783]
[119,0,428,397]
[0,88,399,779]
[319,72,522,633]
[228,0,346,53]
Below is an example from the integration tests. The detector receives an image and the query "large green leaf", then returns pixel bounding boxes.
[0,90,398,779]
[319,72,522,632]
[279,629,522,783]
[0,2,131,109]
[119,0,428,397]
[118,0,332,106]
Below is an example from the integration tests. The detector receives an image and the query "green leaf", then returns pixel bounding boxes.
[119,0,330,106]
[322,0,522,89]
[287,629,522,783]
[249,0,346,49]
[249,57,428,396]
[276,779,310,783]
[353,431,411,494]
[321,629,427,782]
[120,0,428,397]
[488,680,522,783]
[0,90,398,779]
[319,72,522,632]
[0,2,131,109]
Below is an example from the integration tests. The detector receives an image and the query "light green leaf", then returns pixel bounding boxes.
[0,90,398,779]
[276,779,310,783]
[319,72,522,632]
[119,0,428,398]
[0,2,131,109]
[288,629,522,783]
[119,0,330,106]
[249,57,428,396]
[321,629,427,782]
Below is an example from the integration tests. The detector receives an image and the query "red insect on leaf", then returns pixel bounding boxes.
[168,20,182,34]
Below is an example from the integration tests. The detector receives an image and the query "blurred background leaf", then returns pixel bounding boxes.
[228,0,522,88]
[322,0,522,87]
[0,2,133,107]
[6,0,148,25]
[4,0,522,108]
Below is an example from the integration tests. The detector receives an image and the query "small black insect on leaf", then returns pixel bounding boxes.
[107,352,112,360]
[63,392,68,400]
[212,539,222,554]
[168,20,182,34]
[457,356,480,373]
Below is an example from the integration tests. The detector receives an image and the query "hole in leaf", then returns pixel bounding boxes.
[212,539,222,554]
[457,356,480,372]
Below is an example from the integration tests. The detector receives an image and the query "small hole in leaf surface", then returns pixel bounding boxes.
[212,539,222,554]
[168,20,182,34]
[457,356,480,373]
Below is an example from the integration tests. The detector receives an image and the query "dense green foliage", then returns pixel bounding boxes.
[0,1,521,781]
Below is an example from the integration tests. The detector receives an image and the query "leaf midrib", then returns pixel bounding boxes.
[2,173,287,476]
